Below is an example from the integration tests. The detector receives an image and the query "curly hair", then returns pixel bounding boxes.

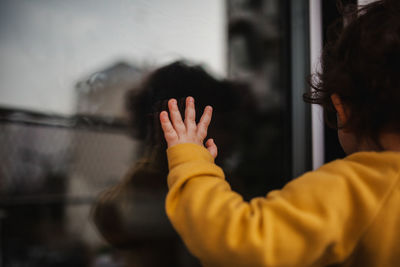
[304,0,400,144]
[125,61,254,145]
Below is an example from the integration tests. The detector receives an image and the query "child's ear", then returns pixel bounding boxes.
[331,94,348,127]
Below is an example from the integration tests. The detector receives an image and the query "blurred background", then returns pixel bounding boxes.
[0,0,357,266]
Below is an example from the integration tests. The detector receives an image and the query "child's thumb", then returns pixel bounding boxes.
[205,138,218,159]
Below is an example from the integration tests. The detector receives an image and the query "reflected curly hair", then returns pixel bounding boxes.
[304,0,400,143]
[125,61,254,145]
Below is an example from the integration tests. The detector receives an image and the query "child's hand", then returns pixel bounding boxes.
[160,97,218,159]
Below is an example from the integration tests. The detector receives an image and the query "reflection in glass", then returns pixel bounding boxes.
[0,0,292,266]
[228,0,291,197]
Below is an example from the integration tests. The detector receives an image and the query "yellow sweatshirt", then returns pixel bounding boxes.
[165,143,400,267]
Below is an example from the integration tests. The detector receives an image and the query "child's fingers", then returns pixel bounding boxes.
[197,106,213,138]
[168,98,186,133]
[184,96,196,131]
[205,138,218,159]
[160,111,178,145]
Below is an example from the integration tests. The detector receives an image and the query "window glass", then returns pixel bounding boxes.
[0,1,294,266]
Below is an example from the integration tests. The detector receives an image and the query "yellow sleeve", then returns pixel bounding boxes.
[165,143,397,267]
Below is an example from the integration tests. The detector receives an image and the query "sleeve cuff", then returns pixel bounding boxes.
[167,143,214,170]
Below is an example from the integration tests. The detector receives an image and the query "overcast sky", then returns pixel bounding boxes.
[0,0,226,114]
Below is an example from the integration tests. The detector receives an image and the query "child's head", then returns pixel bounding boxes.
[305,0,400,152]
[126,60,255,157]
